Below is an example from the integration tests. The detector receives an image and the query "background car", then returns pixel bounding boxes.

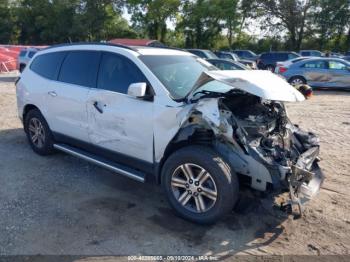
[232,50,258,61]
[17,47,40,72]
[275,57,314,74]
[206,58,249,70]
[299,50,323,57]
[342,56,350,62]
[257,51,300,71]
[186,49,218,59]
[279,58,350,88]
[214,51,257,69]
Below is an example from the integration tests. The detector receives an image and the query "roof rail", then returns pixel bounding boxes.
[44,42,138,52]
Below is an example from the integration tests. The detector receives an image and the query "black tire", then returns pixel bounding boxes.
[162,146,239,224]
[289,76,307,86]
[24,109,55,155]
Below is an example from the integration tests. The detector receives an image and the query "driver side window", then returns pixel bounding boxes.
[97,52,147,94]
[329,61,347,70]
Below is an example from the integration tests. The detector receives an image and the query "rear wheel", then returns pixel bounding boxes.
[24,109,55,155]
[289,76,306,86]
[162,146,239,224]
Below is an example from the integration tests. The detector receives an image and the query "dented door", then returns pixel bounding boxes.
[87,89,154,163]
[86,52,154,163]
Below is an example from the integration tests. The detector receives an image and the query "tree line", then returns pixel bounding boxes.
[1,0,349,52]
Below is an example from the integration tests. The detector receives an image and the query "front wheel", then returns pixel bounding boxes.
[162,146,239,224]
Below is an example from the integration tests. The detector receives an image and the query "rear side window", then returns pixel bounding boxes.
[301,51,310,56]
[302,60,327,69]
[260,53,270,59]
[276,53,288,60]
[28,51,36,58]
[58,51,100,88]
[188,50,205,58]
[214,61,241,70]
[218,53,231,59]
[97,52,147,94]
[30,52,66,80]
[19,50,27,57]
[288,53,298,60]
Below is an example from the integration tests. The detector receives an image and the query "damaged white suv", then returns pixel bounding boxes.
[16,43,324,224]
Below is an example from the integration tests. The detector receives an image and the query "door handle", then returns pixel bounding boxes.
[93,101,103,114]
[48,91,57,97]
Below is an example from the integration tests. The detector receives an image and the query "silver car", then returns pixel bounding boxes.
[281,58,350,88]
[17,48,40,73]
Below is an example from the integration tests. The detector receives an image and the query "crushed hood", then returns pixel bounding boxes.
[189,70,305,102]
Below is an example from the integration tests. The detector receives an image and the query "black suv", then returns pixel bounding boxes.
[257,52,300,71]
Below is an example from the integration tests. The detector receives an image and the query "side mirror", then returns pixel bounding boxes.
[127,82,147,98]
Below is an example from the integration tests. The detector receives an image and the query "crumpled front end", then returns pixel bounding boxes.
[186,93,324,216]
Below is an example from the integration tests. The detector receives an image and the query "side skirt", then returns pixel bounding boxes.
[53,143,145,183]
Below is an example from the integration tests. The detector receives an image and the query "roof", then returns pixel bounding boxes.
[108,38,165,47]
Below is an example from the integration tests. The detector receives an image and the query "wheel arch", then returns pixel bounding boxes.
[22,104,41,132]
[155,125,215,184]
[288,75,307,84]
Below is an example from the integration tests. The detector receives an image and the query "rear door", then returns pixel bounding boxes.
[301,60,331,87]
[46,50,100,142]
[328,60,350,88]
[87,52,154,165]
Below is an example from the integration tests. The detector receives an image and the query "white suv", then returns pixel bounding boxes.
[16,43,324,224]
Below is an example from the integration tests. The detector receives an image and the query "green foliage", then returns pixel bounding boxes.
[0,0,349,53]
[127,0,181,42]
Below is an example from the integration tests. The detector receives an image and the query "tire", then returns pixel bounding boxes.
[266,65,275,72]
[162,146,239,224]
[289,76,306,86]
[24,109,55,155]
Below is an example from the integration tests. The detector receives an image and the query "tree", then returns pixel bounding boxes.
[257,0,315,50]
[178,0,223,48]
[313,0,350,50]
[0,0,17,43]
[127,0,180,42]
[219,0,240,48]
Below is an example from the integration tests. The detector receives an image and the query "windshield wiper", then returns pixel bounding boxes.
[190,90,226,103]
[190,89,245,103]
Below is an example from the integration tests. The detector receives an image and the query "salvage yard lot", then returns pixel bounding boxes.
[0,78,349,257]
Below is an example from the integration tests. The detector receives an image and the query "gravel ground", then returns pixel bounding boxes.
[0,78,349,258]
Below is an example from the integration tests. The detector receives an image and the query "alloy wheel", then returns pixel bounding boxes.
[291,78,305,86]
[28,118,45,148]
[171,163,217,213]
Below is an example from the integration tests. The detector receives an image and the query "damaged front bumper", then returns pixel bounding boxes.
[288,147,325,217]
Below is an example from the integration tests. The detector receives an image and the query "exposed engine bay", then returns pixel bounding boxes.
[179,90,324,217]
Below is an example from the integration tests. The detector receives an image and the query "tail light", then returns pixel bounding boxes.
[279,66,288,73]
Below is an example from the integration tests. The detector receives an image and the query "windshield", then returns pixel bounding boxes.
[204,50,218,59]
[139,55,217,100]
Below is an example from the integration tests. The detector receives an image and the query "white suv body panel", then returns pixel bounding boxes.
[17,44,187,165]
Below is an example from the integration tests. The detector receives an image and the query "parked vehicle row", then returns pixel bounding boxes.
[17,47,41,72]
[16,43,324,224]
[279,58,350,88]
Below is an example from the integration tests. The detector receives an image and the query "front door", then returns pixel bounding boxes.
[302,60,331,87]
[87,52,154,166]
[328,60,350,88]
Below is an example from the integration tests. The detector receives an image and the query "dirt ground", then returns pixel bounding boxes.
[0,76,349,258]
